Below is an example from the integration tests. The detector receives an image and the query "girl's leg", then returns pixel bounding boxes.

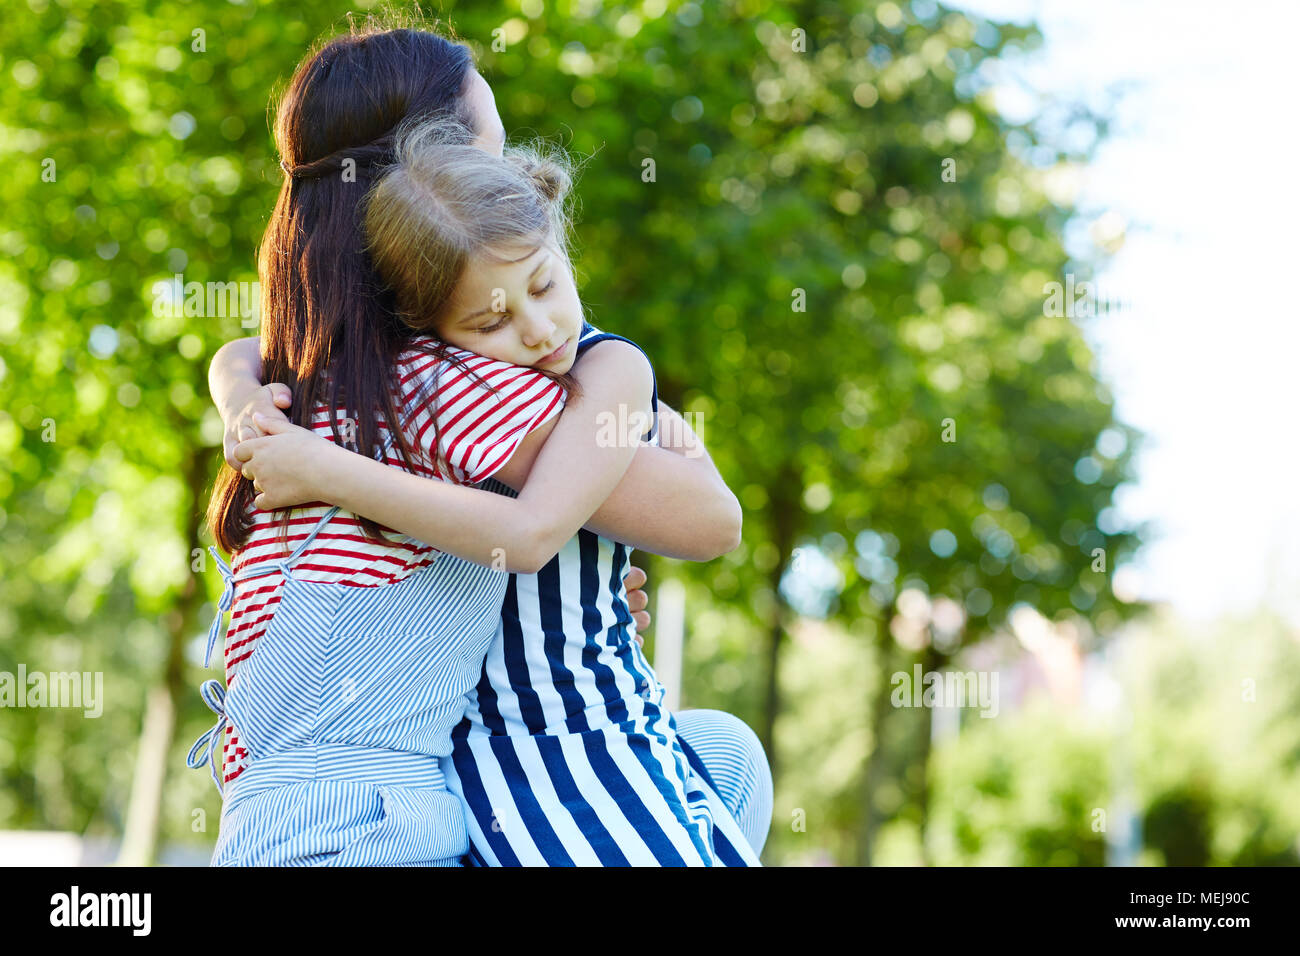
[674,709,774,857]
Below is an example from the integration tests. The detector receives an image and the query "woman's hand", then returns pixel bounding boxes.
[232,413,334,511]
[222,383,293,471]
[623,564,651,645]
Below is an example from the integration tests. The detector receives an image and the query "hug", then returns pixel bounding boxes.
[188,20,772,866]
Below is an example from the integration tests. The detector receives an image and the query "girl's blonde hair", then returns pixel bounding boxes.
[364,113,579,334]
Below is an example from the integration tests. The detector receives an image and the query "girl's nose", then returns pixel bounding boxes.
[519,311,558,348]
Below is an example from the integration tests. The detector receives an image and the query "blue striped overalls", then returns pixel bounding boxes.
[187,437,509,866]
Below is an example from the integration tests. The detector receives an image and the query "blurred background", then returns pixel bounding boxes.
[1,0,1297,866]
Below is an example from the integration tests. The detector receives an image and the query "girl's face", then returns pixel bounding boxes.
[444,71,582,372]
[436,240,583,374]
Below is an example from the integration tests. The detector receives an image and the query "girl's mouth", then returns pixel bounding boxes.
[538,339,570,365]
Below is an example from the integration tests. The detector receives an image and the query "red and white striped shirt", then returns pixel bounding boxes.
[218,340,566,784]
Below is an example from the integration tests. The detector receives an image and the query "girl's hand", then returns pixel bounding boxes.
[223,383,293,471]
[232,414,332,511]
[623,565,651,644]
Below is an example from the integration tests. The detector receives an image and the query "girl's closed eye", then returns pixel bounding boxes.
[477,314,510,334]
[475,281,554,333]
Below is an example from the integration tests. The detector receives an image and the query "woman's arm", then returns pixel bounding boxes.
[594,402,742,557]
[209,336,289,470]
[490,396,741,560]
[235,341,652,575]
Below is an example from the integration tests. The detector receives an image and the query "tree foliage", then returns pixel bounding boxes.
[1,0,1147,864]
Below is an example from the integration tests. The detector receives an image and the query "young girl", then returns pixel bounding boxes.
[221,115,769,865]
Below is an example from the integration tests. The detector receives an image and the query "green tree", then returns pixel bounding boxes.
[453,0,1141,862]
[0,0,345,862]
[1,0,1141,865]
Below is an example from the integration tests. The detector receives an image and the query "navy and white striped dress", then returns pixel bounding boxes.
[442,324,765,866]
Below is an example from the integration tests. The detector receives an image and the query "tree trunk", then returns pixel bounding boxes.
[858,607,898,865]
[117,421,209,865]
[758,468,799,781]
[117,685,175,865]
[914,643,942,866]
[759,592,786,778]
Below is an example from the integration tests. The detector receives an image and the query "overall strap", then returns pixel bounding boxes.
[203,426,399,666]
[190,424,400,794]
[276,426,398,580]
[185,679,229,794]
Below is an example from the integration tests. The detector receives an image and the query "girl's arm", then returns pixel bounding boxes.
[209,336,262,416]
[209,336,654,626]
[236,341,652,575]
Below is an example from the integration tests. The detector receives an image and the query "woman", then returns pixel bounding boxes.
[202,17,772,864]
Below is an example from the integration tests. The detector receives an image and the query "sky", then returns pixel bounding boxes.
[945,0,1300,624]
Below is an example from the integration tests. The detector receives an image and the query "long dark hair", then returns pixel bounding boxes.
[209,18,483,554]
